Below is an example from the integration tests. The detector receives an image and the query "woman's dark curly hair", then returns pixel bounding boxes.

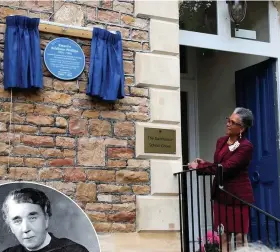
[2,187,52,224]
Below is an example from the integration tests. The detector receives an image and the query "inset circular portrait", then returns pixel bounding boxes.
[0,182,100,252]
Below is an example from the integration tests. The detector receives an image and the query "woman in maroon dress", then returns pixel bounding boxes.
[188,107,254,251]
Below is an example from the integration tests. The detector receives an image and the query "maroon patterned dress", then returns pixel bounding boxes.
[214,143,250,234]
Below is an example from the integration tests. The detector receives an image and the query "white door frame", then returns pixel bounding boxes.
[179,0,280,153]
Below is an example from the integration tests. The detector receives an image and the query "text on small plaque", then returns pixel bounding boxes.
[144,128,176,154]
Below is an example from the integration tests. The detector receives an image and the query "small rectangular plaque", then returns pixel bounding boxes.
[144,128,176,154]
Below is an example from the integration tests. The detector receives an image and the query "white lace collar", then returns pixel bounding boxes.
[228,140,240,152]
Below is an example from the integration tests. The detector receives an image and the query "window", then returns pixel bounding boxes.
[179,1,217,35]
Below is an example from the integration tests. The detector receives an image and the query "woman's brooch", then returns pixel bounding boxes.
[228,141,240,152]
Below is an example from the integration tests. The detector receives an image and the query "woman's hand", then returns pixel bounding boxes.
[188,161,199,169]
[187,158,206,169]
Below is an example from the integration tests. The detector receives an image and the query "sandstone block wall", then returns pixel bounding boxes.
[0,0,150,233]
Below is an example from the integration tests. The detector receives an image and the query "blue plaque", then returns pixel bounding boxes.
[44,38,85,80]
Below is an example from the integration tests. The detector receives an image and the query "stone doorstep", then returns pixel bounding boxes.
[98,232,180,252]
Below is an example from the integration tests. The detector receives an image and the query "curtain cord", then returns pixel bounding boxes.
[7,88,13,174]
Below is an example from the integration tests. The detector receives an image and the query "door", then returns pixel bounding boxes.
[235,59,280,246]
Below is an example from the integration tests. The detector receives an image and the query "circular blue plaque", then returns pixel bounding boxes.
[44,38,85,80]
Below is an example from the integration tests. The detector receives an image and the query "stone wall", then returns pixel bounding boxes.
[0,0,150,233]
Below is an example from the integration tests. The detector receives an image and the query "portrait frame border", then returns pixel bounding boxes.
[0,180,101,251]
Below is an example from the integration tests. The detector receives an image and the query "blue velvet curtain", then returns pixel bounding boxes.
[4,15,43,89]
[86,28,125,102]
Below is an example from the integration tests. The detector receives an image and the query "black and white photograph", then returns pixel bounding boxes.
[0,182,100,252]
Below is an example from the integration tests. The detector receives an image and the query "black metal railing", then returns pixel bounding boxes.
[175,165,280,252]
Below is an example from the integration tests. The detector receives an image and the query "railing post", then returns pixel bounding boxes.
[217,164,224,188]
[178,174,184,252]
[181,172,190,252]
